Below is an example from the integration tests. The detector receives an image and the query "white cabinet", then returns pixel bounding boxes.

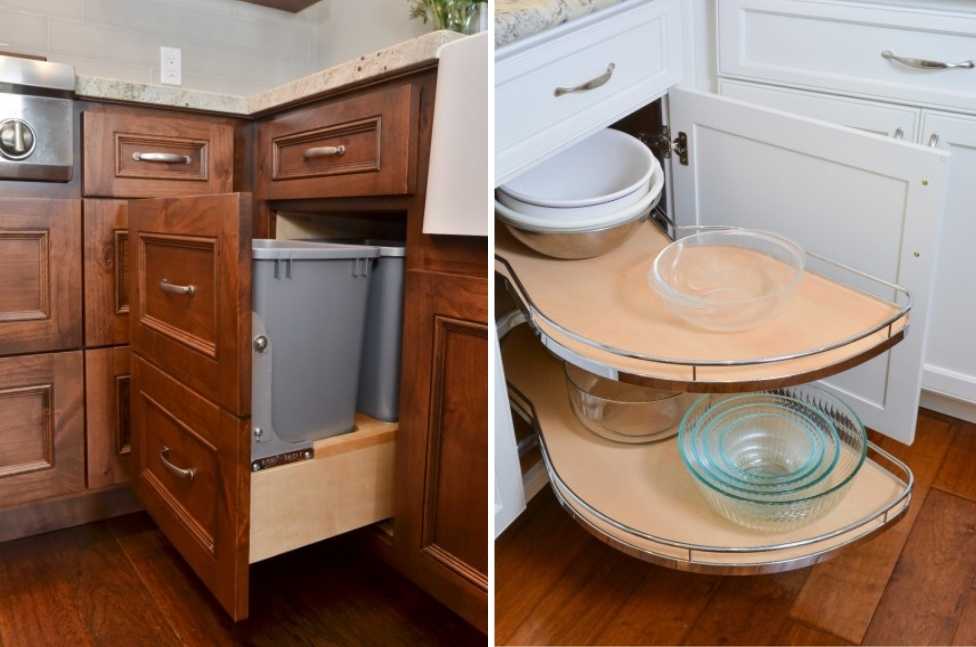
[717,0,976,113]
[921,110,976,403]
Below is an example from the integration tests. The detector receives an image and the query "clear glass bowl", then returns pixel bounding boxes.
[678,387,867,531]
[690,396,840,492]
[564,362,696,443]
[650,227,805,332]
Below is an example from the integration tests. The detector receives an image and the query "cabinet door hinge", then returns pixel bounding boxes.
[640,127,688,166]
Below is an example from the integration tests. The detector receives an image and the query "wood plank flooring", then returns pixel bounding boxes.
[0,513,485,647]
[496,410,976,646]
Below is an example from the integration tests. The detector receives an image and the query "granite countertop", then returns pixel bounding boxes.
[495,0,627,47]
[74,30,463,117]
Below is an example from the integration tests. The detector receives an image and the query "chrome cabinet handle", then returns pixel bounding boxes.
[132,152,192,164]
[881,50,974,70]
[159,278,195,296]
[159,446,197,481]
[554,63,615,97]
[928,133,940,147]
[893,127,904,140]
[303,145,346,159]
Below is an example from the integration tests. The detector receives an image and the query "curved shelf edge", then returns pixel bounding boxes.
[496,220,911,393]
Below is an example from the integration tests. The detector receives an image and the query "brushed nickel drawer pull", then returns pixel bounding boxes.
[881,50,974,70]
[160,446,197,481]
[132,152,193,164]
[554,63,616,97]
[303,145,346,159]
[160,278,196,296]
[928,133,940,147]
[893,127,904,140]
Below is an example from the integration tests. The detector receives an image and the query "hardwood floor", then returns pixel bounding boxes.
[0,513,485,647]
[496,410,976,646]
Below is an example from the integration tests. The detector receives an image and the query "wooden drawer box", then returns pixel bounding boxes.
[256,82,419,200]
[83,199,129,347]
[0,351,84,508]
[85,346,132,489]
[0,199,82,356]
[83,108,234,198]
[717,0,976,113]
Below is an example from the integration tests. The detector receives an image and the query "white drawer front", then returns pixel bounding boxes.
[496,0,682,185]
[719,79,921,141]
[718,0,976,113]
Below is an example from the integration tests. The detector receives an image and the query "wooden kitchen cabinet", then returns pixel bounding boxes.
[85,346,132,489]
[395,268,489,632]
[83,199,129,347]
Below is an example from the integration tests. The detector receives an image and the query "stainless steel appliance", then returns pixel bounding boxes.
[0,56,75,181]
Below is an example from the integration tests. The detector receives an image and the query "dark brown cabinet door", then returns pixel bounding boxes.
[0,199,82,355]
[128,193,253,416]
[85,346,132,488]
[128,193,253,621]
[0,351,85,508]
[396,269,488,632]
[83,199,130,347]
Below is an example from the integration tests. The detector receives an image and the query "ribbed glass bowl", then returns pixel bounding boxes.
[564,362,696,443]
[650,227,805,332]
[689,395,840,493]
[678,387,867,531]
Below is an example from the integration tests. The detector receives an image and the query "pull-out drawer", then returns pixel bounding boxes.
[717,0,976,113]
[131,355,249,620]
[85,346,132,488]
[83,199,129,346]
[495,0,682,185]
[0,199,82,356]
[0,351,84,508]
[129,194,252,416]
[83,108,234,198]
[256,82,419,200]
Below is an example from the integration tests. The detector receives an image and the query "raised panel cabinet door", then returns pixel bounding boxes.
[0,199,82,355]
[128,193,253,416]
[0,351,84,508]
[130,355,250,621]
[85,346,132,488]
[396,269,488,632]
[83,199,129,347]
[83,108,234,198]
[920,110,976,404]
[256,81,419,200]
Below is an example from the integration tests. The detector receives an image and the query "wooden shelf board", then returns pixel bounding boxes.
[497,221,907,392]
[502,326,910,573]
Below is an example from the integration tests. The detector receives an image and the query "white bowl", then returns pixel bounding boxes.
[498,129,656,209]
[497,177,650,219]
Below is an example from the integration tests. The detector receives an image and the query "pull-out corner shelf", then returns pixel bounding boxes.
[496,221,910,392]
[502,325,912,575]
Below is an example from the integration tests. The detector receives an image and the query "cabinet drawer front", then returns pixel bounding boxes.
[495,0,682,185]
[129,193,252,416]
[83,109,234,198]
[257,82,418,200]
[85,346,131,489]
[83,199,129,346]
[718,0,976,113]
[131,356,249,620]
[0,199,81,355]
[0,351,84,508]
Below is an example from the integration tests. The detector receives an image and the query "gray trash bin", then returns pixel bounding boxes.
[250,240,379,467]
[357,240,405,422]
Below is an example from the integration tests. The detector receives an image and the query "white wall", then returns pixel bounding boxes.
[0,0,433,96]
[307,0,429,70]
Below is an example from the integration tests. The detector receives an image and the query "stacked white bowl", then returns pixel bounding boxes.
[496,128,664,259]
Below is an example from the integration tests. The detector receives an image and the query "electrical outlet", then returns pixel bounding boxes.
[160,46,181,86]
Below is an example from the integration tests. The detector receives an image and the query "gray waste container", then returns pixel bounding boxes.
[250,240,379,466]
[357,240,405,422]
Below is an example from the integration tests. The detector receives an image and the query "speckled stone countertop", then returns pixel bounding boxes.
[74,30,463,116]
[496,0,627,47]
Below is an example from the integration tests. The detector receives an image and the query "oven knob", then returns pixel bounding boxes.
[0,119,36,160]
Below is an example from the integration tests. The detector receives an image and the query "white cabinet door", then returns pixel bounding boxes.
[493,324,526,536]
[718,79,921,141]
[921,110,976,404]
[669,88,949,444]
